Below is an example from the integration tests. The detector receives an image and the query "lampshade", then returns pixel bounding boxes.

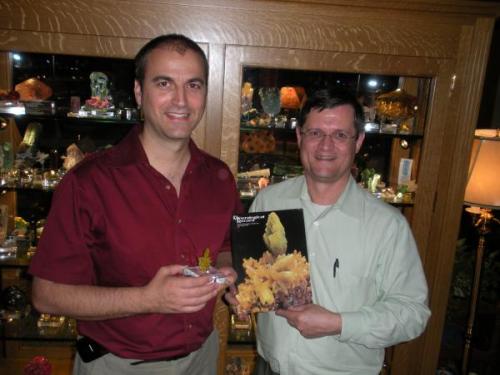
[464,129,500,210]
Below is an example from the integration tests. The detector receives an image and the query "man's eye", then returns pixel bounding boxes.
[157,80,170,88]
[335,132,349,140]
[309,130,323,138]
[188,81,203,90]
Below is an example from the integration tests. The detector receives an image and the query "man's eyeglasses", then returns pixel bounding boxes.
[300,128,357,144]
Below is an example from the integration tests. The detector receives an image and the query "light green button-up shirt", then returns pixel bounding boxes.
[250,176,430,375]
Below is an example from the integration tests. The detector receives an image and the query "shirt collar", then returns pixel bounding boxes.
[299,176,363,220]
[110,124,208,170]
[333,176,364,219]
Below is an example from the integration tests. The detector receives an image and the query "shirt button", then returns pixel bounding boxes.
[178,219,182,224]
[313,221,319,226]
[187,324,192,330]
[165,185,171,190]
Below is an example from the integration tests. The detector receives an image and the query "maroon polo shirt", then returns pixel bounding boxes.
[29,124,241,360]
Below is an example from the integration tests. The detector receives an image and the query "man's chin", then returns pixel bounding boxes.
[163,126,197,140]
[306,171,345,184]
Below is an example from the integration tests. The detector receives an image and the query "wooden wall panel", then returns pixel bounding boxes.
[0,0,472,58]
[204,43,225,157]
[417,16,496,375]
[0,1,498,374]
[0,30,145,58]
[0,52,18,234]
[0,52,12,90]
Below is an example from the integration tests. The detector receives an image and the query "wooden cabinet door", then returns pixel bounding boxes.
[221,44,455,374]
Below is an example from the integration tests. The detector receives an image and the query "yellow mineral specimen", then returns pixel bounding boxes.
[262,212,287,256]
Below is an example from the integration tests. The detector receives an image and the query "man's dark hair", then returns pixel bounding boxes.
[299,87,365,135]
[134,34,208,87]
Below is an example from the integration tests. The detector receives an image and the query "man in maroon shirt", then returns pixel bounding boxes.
[29,34,240,375]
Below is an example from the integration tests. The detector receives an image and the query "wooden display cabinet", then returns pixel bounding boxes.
[225,313,257,375]
[0,258,76,369]
[0,52,137,371]
[225,344,257,375]
[0,1,498,374]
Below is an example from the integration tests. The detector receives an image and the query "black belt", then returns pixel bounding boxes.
[76,336,190,365]
[130,352,191,366]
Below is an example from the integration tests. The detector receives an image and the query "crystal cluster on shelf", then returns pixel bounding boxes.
[359,167,416,204]
[37,313,66,328]
[240,82,303,130]
[23,355,52,375]
[0,285,29,321]
[375,88,417,134]
[78,71,115,118]
[65,71,138,120]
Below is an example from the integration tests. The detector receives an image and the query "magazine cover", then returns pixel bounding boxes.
[231,209,312,315]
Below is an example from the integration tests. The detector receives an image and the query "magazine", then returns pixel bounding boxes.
[231,209,312,315]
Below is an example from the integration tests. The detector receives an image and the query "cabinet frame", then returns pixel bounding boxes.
[0,1,497,374]
[222,45,453,373]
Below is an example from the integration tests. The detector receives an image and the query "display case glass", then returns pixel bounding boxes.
[0,52,136,347]
[236,66,430,207]
[0,52,137,188]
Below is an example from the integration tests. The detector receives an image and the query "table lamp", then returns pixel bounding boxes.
[461,128,500,375]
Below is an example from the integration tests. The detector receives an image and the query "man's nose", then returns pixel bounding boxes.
[318,133,337,147]
[172,86,187,106]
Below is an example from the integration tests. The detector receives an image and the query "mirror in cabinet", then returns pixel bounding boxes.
[236,66,429,208]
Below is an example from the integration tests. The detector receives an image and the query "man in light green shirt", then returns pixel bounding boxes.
[240,87,430,375]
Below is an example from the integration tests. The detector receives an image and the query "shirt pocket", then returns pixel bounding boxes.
[187,213,232,255]
[328,273,378,312]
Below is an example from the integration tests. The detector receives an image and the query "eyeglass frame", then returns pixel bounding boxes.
[299,128,359,144]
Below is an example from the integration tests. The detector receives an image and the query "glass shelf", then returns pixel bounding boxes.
[364,130,423,140]
[0,186,55,193]
[14,113,137,126]
[0,311,76,342]
[240,125,296,134]
[0,257,31,268]
[0,107,138,126]
[8,112,136,157]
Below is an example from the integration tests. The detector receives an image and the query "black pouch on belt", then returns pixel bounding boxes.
[76,336,109,363]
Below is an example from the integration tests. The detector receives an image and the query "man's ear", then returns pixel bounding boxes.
[355,131,365,154]
[134,80,142,108]
[296,127,303,148]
